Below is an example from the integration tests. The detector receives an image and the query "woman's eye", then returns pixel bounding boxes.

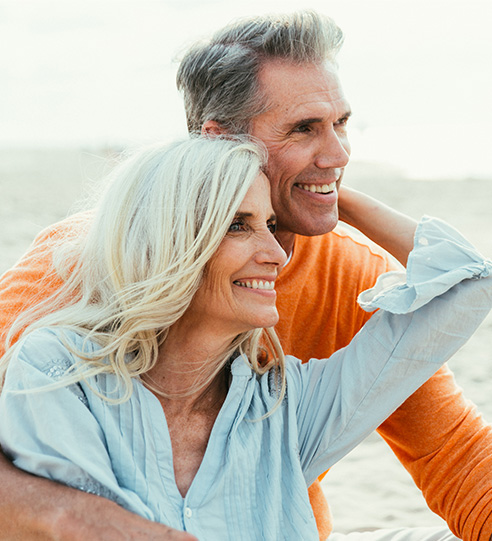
[267,222,277,234]
[228,221,245,233]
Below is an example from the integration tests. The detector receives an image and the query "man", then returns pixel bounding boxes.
[1,10,491,541]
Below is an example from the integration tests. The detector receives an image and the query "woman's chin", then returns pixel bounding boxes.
[247,311,279,331]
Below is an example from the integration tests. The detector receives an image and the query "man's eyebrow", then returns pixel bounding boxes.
[290,117,323,127]
[287,110,353,128]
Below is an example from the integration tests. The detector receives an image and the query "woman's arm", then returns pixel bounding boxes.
[337,185,417,266]
[338,189,492,539]
[293,216,492,486]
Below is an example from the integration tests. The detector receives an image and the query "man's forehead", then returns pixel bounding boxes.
[259,58,339,87]
[256,59,351,121]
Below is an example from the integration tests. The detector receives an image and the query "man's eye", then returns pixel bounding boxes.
[267,222,277,234]
[335,116,350,127]
[293,124,311,133]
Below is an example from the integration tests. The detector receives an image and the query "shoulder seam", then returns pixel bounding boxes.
[330,226,394,263]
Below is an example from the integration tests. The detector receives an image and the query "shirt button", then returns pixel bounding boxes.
[184,507,193,518]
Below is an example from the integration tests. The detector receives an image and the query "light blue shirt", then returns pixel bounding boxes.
[1,217,491,540]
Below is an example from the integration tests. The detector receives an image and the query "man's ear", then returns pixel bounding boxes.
[201,120,228,137]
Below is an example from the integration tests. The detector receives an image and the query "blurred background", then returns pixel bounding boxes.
[1,0,492,178]
[1,0,491,534]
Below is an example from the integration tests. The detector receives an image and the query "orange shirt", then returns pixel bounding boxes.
[0,212,90,355]
[275,227,492,541]
[1,214,492,541]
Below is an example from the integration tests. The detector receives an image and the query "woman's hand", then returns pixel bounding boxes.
[338,185,418,267]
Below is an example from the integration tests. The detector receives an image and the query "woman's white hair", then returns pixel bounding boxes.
[3,136,285,404]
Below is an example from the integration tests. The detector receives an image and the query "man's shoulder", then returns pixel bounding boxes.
[0,210,94,277]
[0,209,93,285]
[31,209,94,246]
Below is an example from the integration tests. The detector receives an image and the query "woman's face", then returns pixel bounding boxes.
[185,173,287,337]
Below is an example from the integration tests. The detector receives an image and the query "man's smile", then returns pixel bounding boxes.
[294,181,337,194]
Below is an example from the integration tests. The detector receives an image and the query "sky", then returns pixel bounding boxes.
[1,0,491,179]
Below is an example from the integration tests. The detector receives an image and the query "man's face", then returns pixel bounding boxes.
[249,60,351,253]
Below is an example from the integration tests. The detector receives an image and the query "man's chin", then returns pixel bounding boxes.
[292,215,339,237]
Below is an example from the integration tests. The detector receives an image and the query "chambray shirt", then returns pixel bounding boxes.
[1,217,491,540]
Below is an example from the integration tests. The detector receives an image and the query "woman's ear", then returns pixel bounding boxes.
[201,120,228,137]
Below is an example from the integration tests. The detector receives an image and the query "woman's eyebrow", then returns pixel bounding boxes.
[235,212,276,221]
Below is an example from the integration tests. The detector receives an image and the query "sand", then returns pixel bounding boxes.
[1,147,491,533]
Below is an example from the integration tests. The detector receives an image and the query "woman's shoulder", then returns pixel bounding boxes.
[13,327,98,374]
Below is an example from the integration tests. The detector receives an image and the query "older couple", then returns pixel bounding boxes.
[1,11,492,541]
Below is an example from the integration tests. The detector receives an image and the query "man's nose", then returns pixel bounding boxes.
[314,128,350,169]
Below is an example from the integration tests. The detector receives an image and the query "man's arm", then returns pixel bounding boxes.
[378,366,492,541]
[338,186,492,540]
[337,186,415,266]
[0,452,197,541]
[0,214,197,540]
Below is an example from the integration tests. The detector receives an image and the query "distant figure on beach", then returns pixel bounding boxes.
[1,10,492,541]
[1,135,492,541]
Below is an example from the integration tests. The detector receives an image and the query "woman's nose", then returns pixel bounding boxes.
[256,230,288,267]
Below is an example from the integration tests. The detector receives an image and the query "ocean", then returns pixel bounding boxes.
[1,0,492,180]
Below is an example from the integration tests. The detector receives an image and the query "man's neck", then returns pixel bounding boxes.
[275,230,296,259]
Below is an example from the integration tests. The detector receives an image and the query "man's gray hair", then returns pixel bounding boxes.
[176,10,344,134]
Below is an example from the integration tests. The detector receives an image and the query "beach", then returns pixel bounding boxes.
[1,147,491,533]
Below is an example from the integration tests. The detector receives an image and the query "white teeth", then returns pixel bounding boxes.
[299,182,336,194]
[234,280,275,290]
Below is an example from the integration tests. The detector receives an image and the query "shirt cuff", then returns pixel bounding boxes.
[358,215,492,314]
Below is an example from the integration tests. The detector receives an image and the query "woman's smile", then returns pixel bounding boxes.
[233,277,277,293]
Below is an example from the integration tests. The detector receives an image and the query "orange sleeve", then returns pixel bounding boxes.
[0,212,90,358]
[378,366,492,541]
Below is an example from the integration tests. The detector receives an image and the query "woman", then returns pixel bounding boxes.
[0,136,491,540]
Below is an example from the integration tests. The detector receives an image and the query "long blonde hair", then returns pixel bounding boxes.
[2,136,285,403]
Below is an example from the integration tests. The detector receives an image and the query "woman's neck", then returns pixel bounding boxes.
[144,318,235,413]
